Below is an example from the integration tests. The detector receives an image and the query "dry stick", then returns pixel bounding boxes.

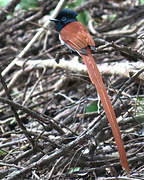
[0,68,141,180]
[112,68,144,105]
[4,132,92,180]
[22,66,46,106]
[0,67,33,97]
[0,0,21,22]
[7,149,34,164]
[112,42,144,61]
[0,138,27,149]
[0,162,22,169]
[1,0,66,77]
[89,67,144,133]
[48,157,63,180]
[4,114,133,180]
[0,72,35,147]
[3,68,144,179]
[0,97,65,135]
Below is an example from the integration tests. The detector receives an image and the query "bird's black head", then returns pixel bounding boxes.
[51,9,78,32]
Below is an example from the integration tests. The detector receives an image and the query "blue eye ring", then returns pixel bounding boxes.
[61,16,67,22]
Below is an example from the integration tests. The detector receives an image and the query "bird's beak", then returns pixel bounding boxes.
[49,18,59,22]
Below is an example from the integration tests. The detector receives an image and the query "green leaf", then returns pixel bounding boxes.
[0,149,7,158]
[67,0,85,8]
[0,0,11,7]
[77,11,89,26]
[18,0,38,10]
[69,167,81,174]
[137,97,143,102]
[86,101,98,113]
[135,114,144,123]
[66,0,89,25]
[0,0,38,11]
[141,0,144,4]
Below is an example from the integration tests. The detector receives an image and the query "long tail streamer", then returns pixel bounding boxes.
[81,47,130,173]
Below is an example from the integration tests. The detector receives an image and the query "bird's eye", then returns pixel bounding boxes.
[61,16,67,21]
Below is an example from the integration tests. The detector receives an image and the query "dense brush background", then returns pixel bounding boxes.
[0,0,144,179]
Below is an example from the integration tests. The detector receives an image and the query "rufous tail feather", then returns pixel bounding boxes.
[81,47,130,173]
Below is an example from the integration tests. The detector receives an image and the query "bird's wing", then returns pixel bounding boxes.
[60,21,95,54]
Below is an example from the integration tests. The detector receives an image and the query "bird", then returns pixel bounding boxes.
[50,8,130,173]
